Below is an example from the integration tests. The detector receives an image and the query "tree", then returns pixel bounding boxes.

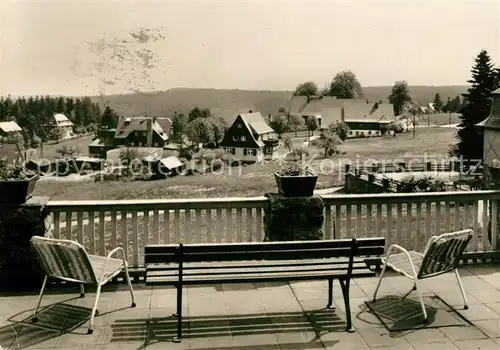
[306,116,318,139]
[56,145,79,158]
[210,116,227,146]
[452,95,462,112]
[187,118,215,148]
[188,107,211,122]
[287,114,304,137]
[328,121,350,141]
[433,93,444,112]
[328,71,364,99]
[311,130,342,158]
[388,81,412,116]
[100,106,119,129]
[267,115,289,138]
[171,113,188,144]
[293,81,318,97]
[453,50,500,160]
[443,97,452,113]
[49,127,64,143]
[283,135,293,152]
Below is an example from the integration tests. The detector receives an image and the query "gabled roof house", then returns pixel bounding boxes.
[220,112,278,163]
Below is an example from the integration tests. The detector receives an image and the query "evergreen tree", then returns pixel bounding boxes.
[100,106,119,129]
[443,97,452,112]
[433,93,444,112]
[454,50,500,160]
[452,95,462,112]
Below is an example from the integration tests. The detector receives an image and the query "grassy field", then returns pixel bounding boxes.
[34,127,456,200]
[39,135,93,159]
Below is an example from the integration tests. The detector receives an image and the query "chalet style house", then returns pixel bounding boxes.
[52,113,74,139]
[88,116,172,157]
[220,112,278,163]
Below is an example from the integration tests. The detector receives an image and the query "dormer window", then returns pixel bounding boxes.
[232,135,239,141]
[241,135,246,141]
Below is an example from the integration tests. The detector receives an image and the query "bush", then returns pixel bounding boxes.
[397,176,447,193]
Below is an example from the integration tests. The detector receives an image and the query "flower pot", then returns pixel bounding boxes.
[274,172,318,197]
[0,174,39,204]
[489,166,500,182]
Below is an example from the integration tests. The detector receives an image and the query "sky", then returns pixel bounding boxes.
[1,0,499,96]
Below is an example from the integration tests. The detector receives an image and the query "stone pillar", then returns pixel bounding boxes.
[263,193,324,241]
[0,196,52,291]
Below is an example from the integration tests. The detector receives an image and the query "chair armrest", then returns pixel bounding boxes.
[96,247,127,282]
[384,244,420,278]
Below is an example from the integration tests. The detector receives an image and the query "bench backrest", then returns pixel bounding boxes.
[145,237,386,264]
[418,229,473,279]
[30,236,97,284]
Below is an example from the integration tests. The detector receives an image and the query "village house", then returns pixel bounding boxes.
[51,113,74,139]
[220,111,278,163]
[0,121,24,164]
[88,116,172,158]
[286,95,396,138]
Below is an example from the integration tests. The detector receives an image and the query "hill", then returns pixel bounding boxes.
[92,85,468,117]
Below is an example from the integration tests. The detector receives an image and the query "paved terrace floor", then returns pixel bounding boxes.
[1,266,500,350]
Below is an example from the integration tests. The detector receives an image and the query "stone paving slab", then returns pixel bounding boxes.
[1,266,500,349]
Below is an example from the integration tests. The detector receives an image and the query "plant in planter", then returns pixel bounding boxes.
[274,159,318,197]
[489,159,500,181]
[0,159,39,204]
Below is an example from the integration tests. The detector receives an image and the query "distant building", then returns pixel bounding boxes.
[286,96,396,138]
[89,116,172,158]
[52,113,74,139]
[0,121,22,137]
[220,111,278,163]
[0,121,24,165]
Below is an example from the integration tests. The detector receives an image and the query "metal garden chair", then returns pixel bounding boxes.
[372,229,473,323]
[29,236,136,334]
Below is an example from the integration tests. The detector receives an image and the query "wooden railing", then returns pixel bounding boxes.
[47,190,500,267]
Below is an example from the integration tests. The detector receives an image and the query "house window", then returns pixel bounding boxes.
[244,148,257,156]
[143,132,147,137]
[131,142,135,146]
[226,148,235,155]
[241,135,246,141]
[154,143,159,147]
[232,135,239,141]
[237,123,242,128]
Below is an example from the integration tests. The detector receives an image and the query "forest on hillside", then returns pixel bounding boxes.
[0,96,119,147]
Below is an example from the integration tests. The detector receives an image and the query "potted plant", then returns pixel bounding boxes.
[0,159,39,204]
[489,159,500,181]
[274,160,318,197]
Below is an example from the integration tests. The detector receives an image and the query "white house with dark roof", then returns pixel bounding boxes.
[0,121,22,136]
[220,112,278,163]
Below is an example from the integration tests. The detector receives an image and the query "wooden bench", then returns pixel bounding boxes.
[144,237,385,342]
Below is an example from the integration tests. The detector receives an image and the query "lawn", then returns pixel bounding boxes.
[39,135,94,159]
[34,127,457,200]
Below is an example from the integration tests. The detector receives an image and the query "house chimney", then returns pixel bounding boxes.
[146,118,153,147]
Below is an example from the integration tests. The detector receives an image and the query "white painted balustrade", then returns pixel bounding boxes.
[47,191,500,267]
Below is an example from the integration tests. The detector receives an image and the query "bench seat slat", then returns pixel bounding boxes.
[146,257,370,271]
[146,266,375,285]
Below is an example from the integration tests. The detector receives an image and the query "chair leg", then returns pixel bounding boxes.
[87,284,102,334]
[32,275,48,322]
[414,279,428,323]
[372,259,389,302]
[123,262,136,307]
[454,269,469,310]
[80,284,85,298]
